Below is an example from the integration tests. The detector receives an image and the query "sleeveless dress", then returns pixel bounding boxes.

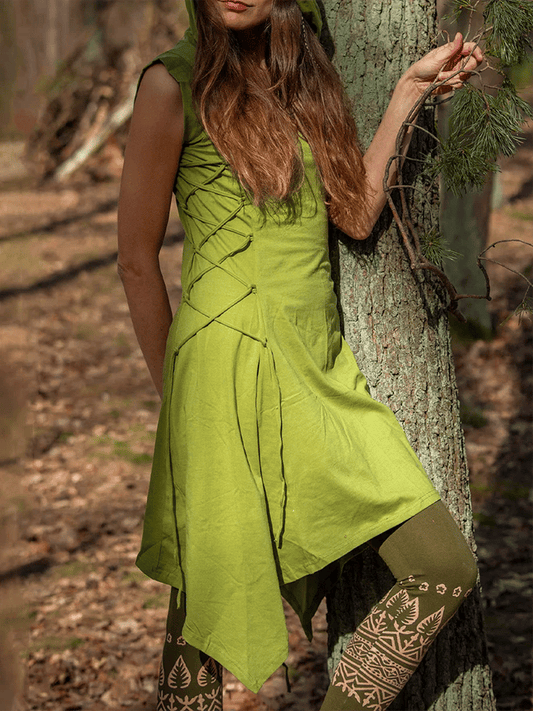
[135,29,441,693]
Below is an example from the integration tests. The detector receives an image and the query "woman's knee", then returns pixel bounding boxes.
[377,501,478,593]
[449,542,478,593]
[420,527,478,592]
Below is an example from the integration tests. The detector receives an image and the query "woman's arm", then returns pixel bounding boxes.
[117,63,184,398]
[343,33,483,240]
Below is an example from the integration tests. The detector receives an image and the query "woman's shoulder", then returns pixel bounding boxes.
[136,38,203,147]
[136,38,195,122]
[142,37,195,87]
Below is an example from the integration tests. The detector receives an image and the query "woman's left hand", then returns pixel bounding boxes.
[405,32,484,96]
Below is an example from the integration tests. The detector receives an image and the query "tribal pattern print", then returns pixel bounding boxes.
[156,687,222,711]
[158,631,223,711]
[330,579,471,711]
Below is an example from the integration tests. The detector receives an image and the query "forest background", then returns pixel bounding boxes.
[0,0,531,710]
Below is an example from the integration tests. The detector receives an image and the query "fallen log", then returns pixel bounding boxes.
[25,0,186,183]
[53,82,136,182]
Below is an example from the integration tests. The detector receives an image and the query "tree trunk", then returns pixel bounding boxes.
[321,0,497,707]
[440,171,493,331]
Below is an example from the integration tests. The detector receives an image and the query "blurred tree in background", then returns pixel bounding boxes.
[1,0,87,136]
[1,0,186,179]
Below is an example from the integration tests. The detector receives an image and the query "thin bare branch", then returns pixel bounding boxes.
[480,258,533,290]
[479,239,533,258]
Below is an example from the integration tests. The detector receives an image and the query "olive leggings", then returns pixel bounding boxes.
[156,501,477,711]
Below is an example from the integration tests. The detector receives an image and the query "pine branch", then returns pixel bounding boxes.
[383,57,491,322]
[484,0,533,66]
[381,0,533,321]
[420,228,462,266]
[438,81,532,196]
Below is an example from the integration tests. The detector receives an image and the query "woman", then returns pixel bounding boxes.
[118,1,482,708]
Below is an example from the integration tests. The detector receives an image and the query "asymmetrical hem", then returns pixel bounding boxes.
[136,6,441,693]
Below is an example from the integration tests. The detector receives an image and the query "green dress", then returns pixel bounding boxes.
[136,2,441,693]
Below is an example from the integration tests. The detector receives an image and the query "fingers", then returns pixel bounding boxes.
[428,32,462,69]
[449,32,483,63]
[438,57,479,81]
[442,32,464,60]
[437,32,483,88]
[437,73,468,87]
[407,31,485,97]
[436,69,473,92]
[458,42,484,66]
[441,32,483,66]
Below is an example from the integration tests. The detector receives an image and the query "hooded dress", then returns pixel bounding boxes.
[135,0,441,693]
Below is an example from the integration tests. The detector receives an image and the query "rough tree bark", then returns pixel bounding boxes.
[321,0,497,708]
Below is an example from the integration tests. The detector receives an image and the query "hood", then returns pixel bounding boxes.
[294,0,322,35]
[183,0,323,43]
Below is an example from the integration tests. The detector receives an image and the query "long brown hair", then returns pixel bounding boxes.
[192,0,368,229]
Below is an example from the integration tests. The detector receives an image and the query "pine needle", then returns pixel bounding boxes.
[420,228,463,265]
[484,0,533,66]
[439,78,532,195]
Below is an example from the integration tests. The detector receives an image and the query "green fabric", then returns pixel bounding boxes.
[136,0,441,693]
[156,505,476,711]
[159,588,223,711]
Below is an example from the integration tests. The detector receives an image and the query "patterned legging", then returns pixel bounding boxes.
[156,501,478,711]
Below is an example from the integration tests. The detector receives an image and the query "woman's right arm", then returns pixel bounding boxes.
[117,63,184,398]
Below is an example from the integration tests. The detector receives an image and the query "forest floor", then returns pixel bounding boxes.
[0,119,531,711]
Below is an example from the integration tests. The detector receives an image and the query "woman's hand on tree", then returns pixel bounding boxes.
[405,32,484,96]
